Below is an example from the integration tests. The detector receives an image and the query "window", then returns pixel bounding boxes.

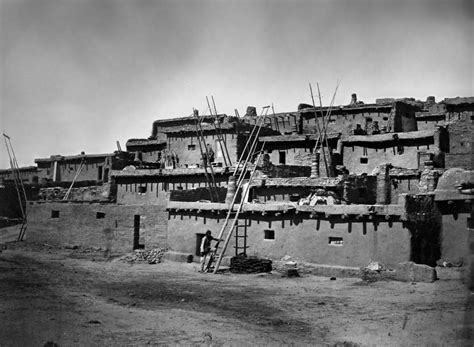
[188,144,196,150]
[264,229,275,240]
[51,210,59,218]
[328,237,343,246]
[96,212,106,219]
[358,188,367,196]
[360,157,368,164]
[138,186,147,194]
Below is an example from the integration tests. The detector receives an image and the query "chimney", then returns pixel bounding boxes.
[246,106,257,117]
[350,93,357,105]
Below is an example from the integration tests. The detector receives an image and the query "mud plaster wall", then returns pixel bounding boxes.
[252,186,315,203]
[167,211,238,258]
[0,170,39,183]
[267,146,314,166]
[437,201,472,264]
[343,142,432,174]
[301,109,393,137]
[140,150,161,163]
[394,102,418,132]
[115,175,229,205]
[39,158,111,183]
[26,202,167,252]
[389,177,421,204]
[444,119,474,170]
[167,212,411,267]
[167,132,239,167]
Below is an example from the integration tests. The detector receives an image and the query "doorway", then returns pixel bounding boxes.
[133,215,142,250]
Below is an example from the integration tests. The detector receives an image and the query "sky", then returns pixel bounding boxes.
[0,0,472,169]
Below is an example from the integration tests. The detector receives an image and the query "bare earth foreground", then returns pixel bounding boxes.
[0,243,473,346]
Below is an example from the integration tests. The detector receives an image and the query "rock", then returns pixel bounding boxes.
[367,262,385,271]
[393,262,437,283]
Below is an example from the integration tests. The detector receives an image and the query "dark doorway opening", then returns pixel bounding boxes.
[279,151,286,165]
[98,166,103,181]
[133,215,143,250]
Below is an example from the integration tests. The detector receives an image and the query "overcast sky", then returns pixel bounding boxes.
[0,0,472,168]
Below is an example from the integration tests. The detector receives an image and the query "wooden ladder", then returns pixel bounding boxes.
[3,133,28,241]
[210,106,270,273]
[193,109,219,202]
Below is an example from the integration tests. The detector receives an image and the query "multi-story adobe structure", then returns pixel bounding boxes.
[19,94,474,279]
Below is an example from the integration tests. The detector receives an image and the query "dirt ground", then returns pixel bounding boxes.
[0,242,473,347]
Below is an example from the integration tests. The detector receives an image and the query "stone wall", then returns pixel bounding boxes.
[26,202,168,252]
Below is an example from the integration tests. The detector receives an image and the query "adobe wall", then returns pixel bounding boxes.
[115,175,229,205]
[0,169,39,183]
[266,145,314,166]
[167,132,239,168]
[167,211,411,267]
[393,101,418,132]
[343,142,432,174]
[140,150,160,163]
[167,211,238,258]
[252,186,314,203]
[26,202,168,252]
[437,201,472,264]
[39,158,111,183]
[389,177,421,204]
[301,108,394,137]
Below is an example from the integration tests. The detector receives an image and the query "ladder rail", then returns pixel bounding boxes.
[3,133,28,241]
[214,105,270,243]
[213,147,265,273]
[3,135,27,220]
[235,107,270,188]
[63,159,85,200]
[196,113,219,200]
[206,97,230,167]
[211,96,232,166]
[193,109,218,202]
[233,106,270,175]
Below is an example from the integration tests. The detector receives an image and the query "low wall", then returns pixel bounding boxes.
[166,210,411,268]
[26,202,168,253]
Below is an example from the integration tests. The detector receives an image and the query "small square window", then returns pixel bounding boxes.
[96,212,106,219]
[188,144,196,150]
[328,237,343,246]
[138,186,147,193]
[360,157,368,164]
[51,210,59,218]
[264,229,275,240]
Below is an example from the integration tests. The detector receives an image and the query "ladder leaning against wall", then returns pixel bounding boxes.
[210,106,271,274]
[193,109,219,202]
[3,133,28,241]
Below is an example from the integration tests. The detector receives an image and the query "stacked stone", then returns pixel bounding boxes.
[120,248,166,264]
[230,255,272,273]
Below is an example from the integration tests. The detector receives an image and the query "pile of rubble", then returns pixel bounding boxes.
[230,254,272,273]
[118,248,166,264]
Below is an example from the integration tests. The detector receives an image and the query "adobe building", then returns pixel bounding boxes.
[18,94,474,280]
[34,152,133,184]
